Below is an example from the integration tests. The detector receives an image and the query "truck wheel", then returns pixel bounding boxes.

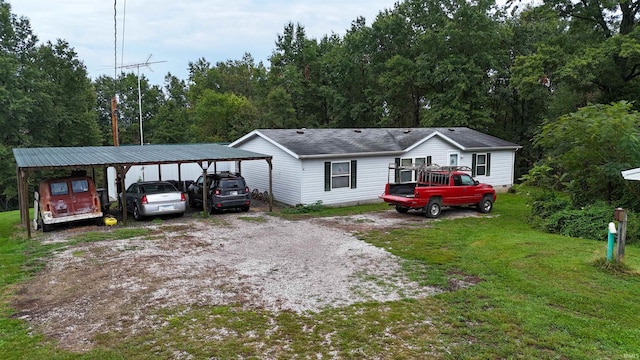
[38,217,52,232]
[395,205,409,214]
[425,199,441,218]
[477,195,493,214]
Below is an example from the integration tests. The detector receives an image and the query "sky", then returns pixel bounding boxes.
[10,0,399,86]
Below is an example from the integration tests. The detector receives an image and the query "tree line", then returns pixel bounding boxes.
[2,0,640,211]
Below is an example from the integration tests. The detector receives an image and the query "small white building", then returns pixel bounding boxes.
[230,127,521,206]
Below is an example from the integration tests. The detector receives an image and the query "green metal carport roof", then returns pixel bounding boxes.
[13,144,273,238]
[13,143,271,169]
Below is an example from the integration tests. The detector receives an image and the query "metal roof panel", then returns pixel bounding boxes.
[13,144,271,169]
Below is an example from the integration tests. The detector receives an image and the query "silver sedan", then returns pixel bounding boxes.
[119,181,186,220]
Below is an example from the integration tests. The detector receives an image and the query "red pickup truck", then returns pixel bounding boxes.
[379,165,496,218]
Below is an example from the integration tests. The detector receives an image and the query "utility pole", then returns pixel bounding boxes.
[119,54,166,145]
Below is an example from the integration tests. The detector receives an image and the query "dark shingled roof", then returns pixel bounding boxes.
[13,144,271,170]
[241,128,520,158]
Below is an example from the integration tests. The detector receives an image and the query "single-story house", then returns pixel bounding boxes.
[230,127,521,206]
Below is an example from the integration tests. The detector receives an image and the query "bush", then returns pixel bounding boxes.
[544,202,612,240]
[281,201,324,214]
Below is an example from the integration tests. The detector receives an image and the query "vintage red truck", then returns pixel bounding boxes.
[33,176,104,232]
[379,164,496,218]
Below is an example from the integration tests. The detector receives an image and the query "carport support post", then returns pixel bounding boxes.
[18,168,31,239]
[267,159,273,212]
[202,163,208,217]
[115,166,129,225]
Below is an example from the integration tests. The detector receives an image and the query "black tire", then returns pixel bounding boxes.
[477,195,494,214]
[38,217,52,232]
[395,205,409,214]
[425,199,441,218]
[242,206,250,212]
[42,223,52,232]
[188,193,197,208]
[176,212,184,218]
[133,203,143,221]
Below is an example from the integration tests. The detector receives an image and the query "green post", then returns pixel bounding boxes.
[607,222,616,261]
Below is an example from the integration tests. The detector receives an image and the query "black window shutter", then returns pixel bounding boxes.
[471,154,477,177]
[350,160,357,188]
[394,158,400,183]
[324,162,331,191]
[486,153,491,176]
[427,156,432,165]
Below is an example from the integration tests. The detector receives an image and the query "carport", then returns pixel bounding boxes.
[13,144,273,238]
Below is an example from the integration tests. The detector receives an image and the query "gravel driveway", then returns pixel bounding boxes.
[10,209,464,351]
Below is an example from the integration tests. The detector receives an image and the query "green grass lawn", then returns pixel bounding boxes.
[0,193,639,359]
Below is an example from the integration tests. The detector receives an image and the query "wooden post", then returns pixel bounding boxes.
[16,166,24,225]
[614,208,627,263]
[202,163,208,217]
[267,158,273,212]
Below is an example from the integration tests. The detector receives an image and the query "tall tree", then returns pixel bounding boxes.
[535,101,640,207]
[148,73,191,144]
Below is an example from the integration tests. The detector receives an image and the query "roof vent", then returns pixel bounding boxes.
[448,128,455,132]
[296,130,304,134]
[354,129,362,133]
[403,129,411,134]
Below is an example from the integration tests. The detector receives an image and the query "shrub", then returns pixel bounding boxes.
[544,202,612,240]
[281,201,324,214]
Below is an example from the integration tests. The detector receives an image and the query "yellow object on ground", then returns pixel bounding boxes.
[104,216,117,226]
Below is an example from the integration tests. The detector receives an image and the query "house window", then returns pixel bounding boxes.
[395,156,431,182]
[325,160,357,191]
[472,153,491,177]
[448,152,459,167]
[400,158,413,182]
[332,162,350,188]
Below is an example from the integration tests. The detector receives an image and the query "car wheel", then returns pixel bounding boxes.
[188,193,198,208]
[133,204,143,221]
[425,199,441,218]
[242,206,250,212]
[395,205,409,214]
[477,195,493,214]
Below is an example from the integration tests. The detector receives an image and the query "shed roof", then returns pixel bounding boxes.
[231,127,521,159]
[13,143,271,170]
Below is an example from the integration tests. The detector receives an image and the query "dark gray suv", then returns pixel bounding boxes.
[188,172,250,213]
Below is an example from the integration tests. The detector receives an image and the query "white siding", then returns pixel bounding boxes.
[233,137,302,205]
[466,150,515,191]
[107,162,232,200]
[300,157,391,206]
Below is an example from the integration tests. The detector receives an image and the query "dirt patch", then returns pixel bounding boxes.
[9,208,480,352]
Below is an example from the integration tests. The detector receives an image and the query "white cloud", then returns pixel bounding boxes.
[10,0,397,85]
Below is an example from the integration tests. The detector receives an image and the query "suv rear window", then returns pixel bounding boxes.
[72,179,89,193]
[50,182,69,196]
[219,179,245,189]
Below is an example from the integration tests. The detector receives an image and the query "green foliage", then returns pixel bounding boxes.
[280,200,324,214]
[544,201,613,240]
[534,101,640,207]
